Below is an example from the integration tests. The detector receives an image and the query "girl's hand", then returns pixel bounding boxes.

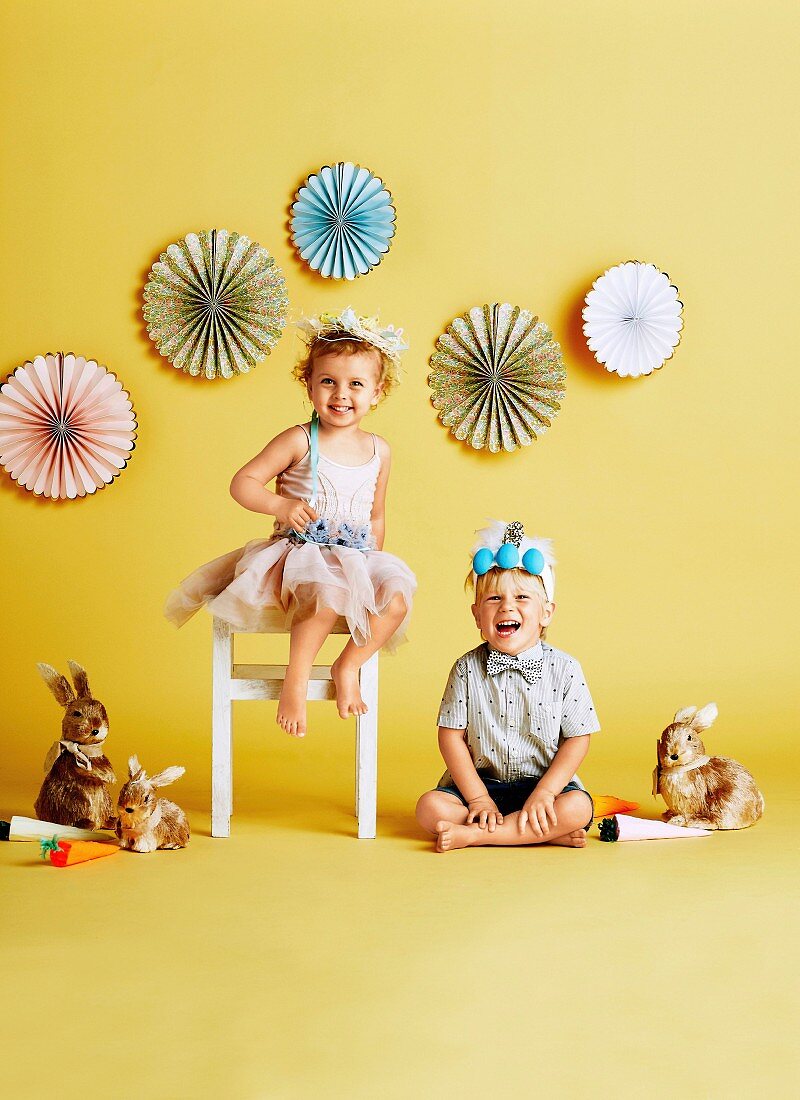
[275,498,318,530]
[466,795,503,832]
[519,788,558,837]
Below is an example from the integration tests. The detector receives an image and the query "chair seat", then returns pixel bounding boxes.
[233,613,350,634]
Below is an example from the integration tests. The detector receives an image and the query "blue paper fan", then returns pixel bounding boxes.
[291,162,396,280]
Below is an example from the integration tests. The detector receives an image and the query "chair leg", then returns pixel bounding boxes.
[355,653,379,839]
[354,725,360,818]
[212,617,232,837]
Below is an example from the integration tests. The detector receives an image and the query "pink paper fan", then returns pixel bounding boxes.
[0,353,137,499]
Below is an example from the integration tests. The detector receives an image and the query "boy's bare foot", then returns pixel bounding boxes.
[330,658,367,719]
[276,675,307,737]
[548,828,587,848]
[434,820,475,852]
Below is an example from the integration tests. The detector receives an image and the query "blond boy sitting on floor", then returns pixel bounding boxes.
[416,521,600,853]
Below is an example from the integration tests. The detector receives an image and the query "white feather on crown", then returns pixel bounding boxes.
[471,520,556,602]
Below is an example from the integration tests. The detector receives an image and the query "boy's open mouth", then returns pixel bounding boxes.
[495,620,520,637]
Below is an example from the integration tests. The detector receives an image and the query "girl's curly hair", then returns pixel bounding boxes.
[293,337,399,401]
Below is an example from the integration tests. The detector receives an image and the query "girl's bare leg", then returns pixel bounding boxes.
[330,593,407,719]
[434,791,592,853]
[277,606,339,737]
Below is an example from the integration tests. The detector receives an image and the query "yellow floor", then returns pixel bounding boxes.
[2,728,797,1099]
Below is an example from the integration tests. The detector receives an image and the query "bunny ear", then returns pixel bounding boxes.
[128,755,145,780]
[148,765,185,789]
[691,703,718,732]
[37,663,75,706]
[67,660,91,698]
[673,705,697,725]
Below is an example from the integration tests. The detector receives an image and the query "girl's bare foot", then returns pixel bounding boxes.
[548,828,587,848]
[330,659,367,719]
[276,675,307,737]
[435,820,475,852]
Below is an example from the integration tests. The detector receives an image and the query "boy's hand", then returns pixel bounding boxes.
[519,787,558,837]
[466,795,503,832]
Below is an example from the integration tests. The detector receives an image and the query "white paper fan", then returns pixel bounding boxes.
[582,261,683,378]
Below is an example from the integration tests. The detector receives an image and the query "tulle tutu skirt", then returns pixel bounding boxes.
[164,536,416,652]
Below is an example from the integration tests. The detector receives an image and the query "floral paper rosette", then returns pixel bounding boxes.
[0,353,137,499]
[143,229,288,380]
[291,162,396,280]
[582,261,683,378]
[428,303,566,452]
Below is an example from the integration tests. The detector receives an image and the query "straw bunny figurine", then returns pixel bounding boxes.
[34,661,116,829]
[116,756,190,852]
[654,704,764,830]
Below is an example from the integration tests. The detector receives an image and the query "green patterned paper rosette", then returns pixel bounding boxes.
[428,303,566,452]
[143,229,289,380]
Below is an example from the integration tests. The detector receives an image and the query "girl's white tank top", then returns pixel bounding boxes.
[273,425,381,535]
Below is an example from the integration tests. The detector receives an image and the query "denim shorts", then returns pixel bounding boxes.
[435,775,594,830]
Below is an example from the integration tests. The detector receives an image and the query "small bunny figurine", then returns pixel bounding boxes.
[34,661,116,830]
[654,704,765,830]
[116,756,190,853]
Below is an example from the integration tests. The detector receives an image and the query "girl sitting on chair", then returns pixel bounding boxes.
[165,309,416,738]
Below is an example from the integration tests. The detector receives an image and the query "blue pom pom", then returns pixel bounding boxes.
[472,548,494,575]
[495,543,519,569]
[522,547,545,575]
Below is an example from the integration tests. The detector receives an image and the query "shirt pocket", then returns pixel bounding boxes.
[527,720,558,749]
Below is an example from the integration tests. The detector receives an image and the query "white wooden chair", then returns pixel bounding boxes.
[211,614,379,839]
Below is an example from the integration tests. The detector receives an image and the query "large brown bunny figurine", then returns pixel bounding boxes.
[654,704,764,830]
[34,661,116,829]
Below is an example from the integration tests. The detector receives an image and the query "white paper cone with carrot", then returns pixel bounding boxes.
[598,814,712,841]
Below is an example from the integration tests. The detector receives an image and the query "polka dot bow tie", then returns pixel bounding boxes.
[486,649,543,684]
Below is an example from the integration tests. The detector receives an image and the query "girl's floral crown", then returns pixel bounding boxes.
[295,307,408,366]
[471,520,556,602]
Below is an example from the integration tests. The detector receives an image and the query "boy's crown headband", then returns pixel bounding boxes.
[471,520,556,602]
[295,307,408,366]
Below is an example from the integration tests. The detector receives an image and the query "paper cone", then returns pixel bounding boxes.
[1,815,114,843]
[599,814,712,842]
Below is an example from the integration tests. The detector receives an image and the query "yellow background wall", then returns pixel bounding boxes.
[1,0,798,810]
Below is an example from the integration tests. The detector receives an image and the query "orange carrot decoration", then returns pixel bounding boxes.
[592,795,640,820]
[40,836,119,866]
